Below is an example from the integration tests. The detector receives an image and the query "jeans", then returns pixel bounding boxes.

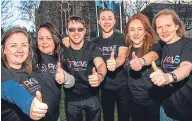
[65,95,101,121]
[101,85,131,121]
[160,106,179,121]
[131,98,160,121]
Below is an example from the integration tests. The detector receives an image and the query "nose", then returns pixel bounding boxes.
[134,29,139,35]
[16,46,24,53]
[162,26,168,34]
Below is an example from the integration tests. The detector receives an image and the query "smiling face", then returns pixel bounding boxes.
[128,19,146,48]
[156,15,179,44]
[38,27,55,55]
[3,33,29,69]
[99,10,116,33]
[67,21,86,45]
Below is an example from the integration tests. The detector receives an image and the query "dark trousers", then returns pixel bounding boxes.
[131,97,160,121]
[101,85,131,121]
[65,95,101,121]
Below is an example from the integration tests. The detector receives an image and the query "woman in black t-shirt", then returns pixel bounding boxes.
[33,22,75,121]
[124,13,160,121]
[150,9,192,121]
[1,27,48,121]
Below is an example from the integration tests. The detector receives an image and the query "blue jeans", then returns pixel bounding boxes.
[65,95,101,121]
[160,106,179,121]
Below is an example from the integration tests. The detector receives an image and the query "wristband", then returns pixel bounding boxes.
[141,57,146,66]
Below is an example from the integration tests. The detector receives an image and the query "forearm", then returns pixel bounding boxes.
[142,51,159,66]
[63,70,75,88]
[169,61,192,82]
[116,54,126,68]
[1,80,34,116]
[94,57,107,82]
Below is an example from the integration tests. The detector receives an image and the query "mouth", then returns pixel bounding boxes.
[162,34,169,38]
[133,36,140,40]
[15,55,24,58]
[74,36,80,39]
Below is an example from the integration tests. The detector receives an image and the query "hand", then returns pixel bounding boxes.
[130,51,144,71]
[150,61,171,86]
[88,67,101,87]
[30,91,48,120]
[107,50,116,71]
[55,62,65,84]
[63,37,70,48]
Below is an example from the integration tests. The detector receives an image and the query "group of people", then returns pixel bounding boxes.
[1,8,192,121]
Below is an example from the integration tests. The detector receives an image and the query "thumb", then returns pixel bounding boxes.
[35,91,42,102]
[110,49,115,59]
[56,62,62,72]
[132,51,137,59]
[152,61,158,71]
[92,67,96,75]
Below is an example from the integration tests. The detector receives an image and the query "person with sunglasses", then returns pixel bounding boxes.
[92,8,130,121]
[33,22,75,121]
[1,27,48,121]
[61,15,107,121]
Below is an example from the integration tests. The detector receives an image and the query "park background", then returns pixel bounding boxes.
[1,0,192,121]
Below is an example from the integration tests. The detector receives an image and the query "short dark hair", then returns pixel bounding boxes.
[99,8,116,19]
[67,15,86,28]
[1,27,33,74]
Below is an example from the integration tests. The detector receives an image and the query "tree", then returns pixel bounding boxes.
[165,0,192,31]
[1,0,14,28]
[123,0,151,18]
[17,1,40,29]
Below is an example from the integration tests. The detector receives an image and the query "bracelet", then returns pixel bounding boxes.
[97,72,104,82]
[141,57,146,66]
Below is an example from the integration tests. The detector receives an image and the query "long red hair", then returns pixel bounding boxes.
[124,13,155,58]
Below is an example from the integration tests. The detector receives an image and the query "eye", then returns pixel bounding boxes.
[10,45,16,48]
[38,37,43,40]
[157,26,162,29]
[22,44,28,47]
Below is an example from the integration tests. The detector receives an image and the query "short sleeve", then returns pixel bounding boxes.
[180,40,192,62]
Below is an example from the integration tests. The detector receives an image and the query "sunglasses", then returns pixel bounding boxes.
[68,28,84,32]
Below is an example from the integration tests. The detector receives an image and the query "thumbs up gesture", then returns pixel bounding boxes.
[55,62,65,84]
[149,61,171,86]
[30,91,48,120]
[107,50,116,71]
[88,67,102,87]
[130,51,144,71]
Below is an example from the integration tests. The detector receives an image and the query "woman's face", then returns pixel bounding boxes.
[3,33,29,69]
[128,19,146,48]
[155,15,179,44]
[38,28,55,55]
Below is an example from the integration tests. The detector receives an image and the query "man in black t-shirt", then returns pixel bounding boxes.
[61,15,107,121]
[92,8,130,121]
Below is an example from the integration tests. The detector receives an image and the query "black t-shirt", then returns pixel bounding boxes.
[1,64,41,121]
[124,47,161,105]
[92,32,128,90]
[35,53,61,121]
[61,40,103,102]
[153,38,192,120]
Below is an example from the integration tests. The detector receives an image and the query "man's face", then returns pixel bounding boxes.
[99,11,116,33]
[67,21,86,45]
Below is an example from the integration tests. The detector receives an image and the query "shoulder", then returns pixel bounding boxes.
[114,32,124,38]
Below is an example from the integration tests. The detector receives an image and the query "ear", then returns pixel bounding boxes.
[84,27,86,34]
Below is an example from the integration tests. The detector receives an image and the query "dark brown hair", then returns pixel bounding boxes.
[152,9,186,37]
[124,13,155,58]
[1,27,32,74]
[67,15,86,28]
